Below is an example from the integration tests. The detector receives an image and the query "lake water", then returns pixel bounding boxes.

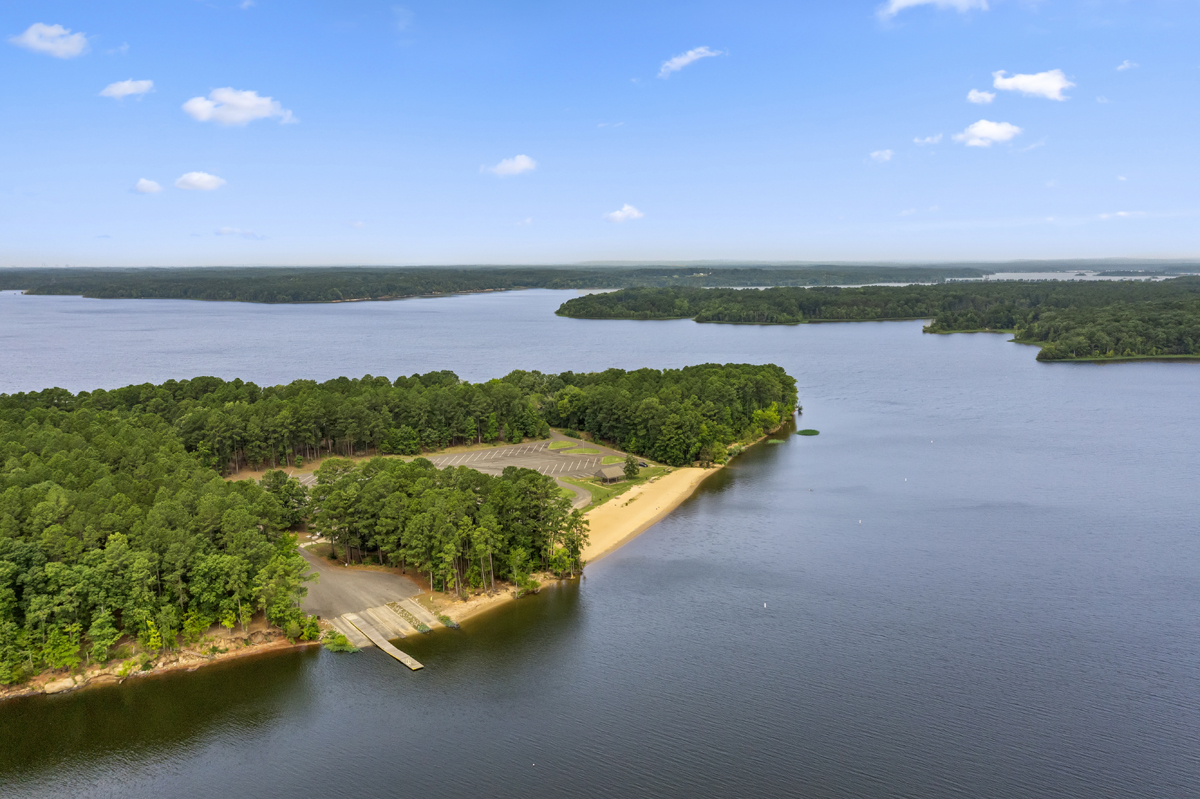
[1,289,1198,798]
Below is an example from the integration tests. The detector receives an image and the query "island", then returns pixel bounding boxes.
[554,278,1200,361]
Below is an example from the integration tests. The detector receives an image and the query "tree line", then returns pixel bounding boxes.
[555,279,1200,361]
[0,265,991,304]
[0,364,798,472]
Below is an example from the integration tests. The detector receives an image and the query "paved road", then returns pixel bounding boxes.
[298,547,420,619]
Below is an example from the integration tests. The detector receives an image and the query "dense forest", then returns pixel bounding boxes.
[0,406,313,684]
[0,363,795,683]
[0,265,989,303]
[556,279,1200,360]
[0,364,797,471]
[308,458,589,593]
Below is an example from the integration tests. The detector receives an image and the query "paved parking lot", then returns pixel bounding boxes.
[293,436,623,509]
[424,441,609,477]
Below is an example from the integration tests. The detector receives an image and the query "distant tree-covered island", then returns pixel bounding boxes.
[555,279,1200,361]
[0,265,990,304]
[0,363,795,688]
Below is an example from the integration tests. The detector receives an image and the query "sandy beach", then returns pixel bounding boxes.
[435,466,723,625]
[581,466,722,562]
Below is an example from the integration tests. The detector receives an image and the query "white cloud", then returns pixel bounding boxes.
[100,79,154,99]
[1117,176,1126,181]
[9,23,89,58]
[482,154,536,176]
[914,134,942,145]
[879,0,987,19]
[216,227,265,239]
[393,7,414,31]
[516,217,533,226]
[240,0,255,8]
[604,204,644,223]
[899,208,917,216]
[967,89,995,104]
[134,178,162,194]
[183,88,295,125]
[952,119,1022,147]
[658,46,723,79]
[992,69,1074,101]
[1096,95,1110,104]
[175,172,226,191]
[1117,60,1137,71]
[870,149,894,163]
[349,221,365,229]
[1098,211,1144,220]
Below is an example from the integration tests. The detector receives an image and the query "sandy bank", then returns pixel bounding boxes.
[582,466,721,562]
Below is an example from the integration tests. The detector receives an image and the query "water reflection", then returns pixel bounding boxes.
[0,649,317,782]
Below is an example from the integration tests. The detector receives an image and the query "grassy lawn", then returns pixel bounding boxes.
[548,441,576,450]
[561,466,671,510]
[601,455,625,464]
[569,447,601,455]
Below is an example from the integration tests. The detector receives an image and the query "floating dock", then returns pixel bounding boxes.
[339,611,424,670]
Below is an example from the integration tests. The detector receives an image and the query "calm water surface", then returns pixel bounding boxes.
[1,289,1198,798]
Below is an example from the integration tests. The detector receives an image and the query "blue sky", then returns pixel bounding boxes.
[2,0,1197,266]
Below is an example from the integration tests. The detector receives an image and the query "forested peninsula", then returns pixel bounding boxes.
[0,265,988,303]
[555,279,1200,361]
[0,364,796,688]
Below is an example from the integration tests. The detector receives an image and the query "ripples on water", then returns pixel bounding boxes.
[1,289,1198,798]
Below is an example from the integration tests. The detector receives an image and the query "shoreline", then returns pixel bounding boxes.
[432,465,727,627]
[2,439,761,698]
[0,625,320,703]
[582,465,723,562]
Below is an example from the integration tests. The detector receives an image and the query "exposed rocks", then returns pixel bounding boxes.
[43,677,77,694]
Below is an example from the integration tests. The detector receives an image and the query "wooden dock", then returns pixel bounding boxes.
[343,612,424,670]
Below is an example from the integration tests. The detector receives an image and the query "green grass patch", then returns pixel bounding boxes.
[569,447,601,455]
[322,631,359,653]
[561,466,670,510]
[767,439,785,444]
[548,441,576,450]
[797,429,820,436]
[601,455,626,464]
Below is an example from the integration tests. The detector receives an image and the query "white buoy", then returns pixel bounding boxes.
[764,603,767,608]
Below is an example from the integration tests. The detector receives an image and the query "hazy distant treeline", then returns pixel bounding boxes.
[0,265,991,303]
[555,278,1200,361]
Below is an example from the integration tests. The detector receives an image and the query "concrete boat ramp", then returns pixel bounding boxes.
[298,548,446,671]
[329,597,449,671]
